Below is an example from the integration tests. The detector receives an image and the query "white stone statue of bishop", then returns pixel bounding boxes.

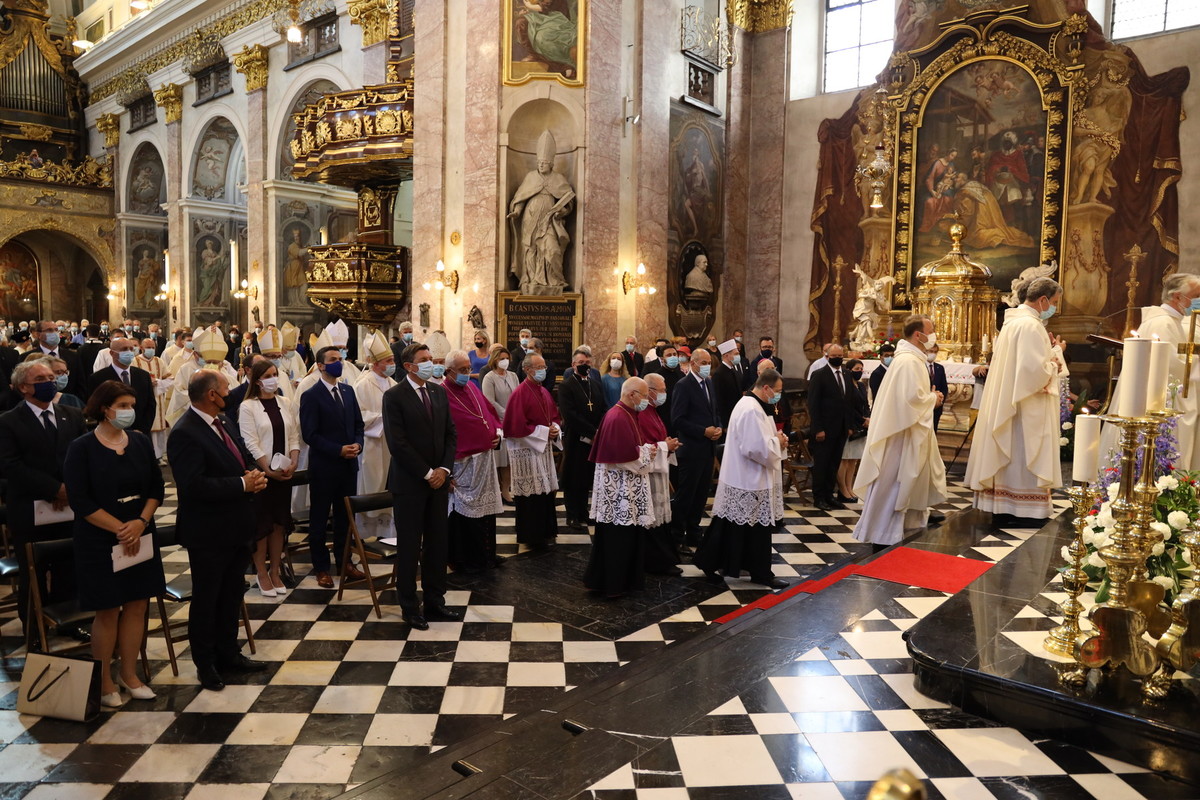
[508,129,575,296]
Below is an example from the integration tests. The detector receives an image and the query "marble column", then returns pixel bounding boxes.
[411,0,447,337]
[243,86,269,328]
[579,0,623,350]
[722,26,751,339]
[164,120,185,328]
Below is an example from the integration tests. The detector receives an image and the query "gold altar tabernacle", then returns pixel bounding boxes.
[911,220,1000,363]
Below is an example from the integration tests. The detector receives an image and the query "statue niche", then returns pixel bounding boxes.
[507,129,575,296]
[675,241,716,343]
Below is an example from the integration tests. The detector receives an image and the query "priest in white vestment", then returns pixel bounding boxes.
[135,336,171,457]
[694,369,789,589]
[280,322,306,388]
[966,277,1063,522]
[1099,274,1200,470]
[354,331,398,541]
[852,315,947,548]
[165,327,238,425]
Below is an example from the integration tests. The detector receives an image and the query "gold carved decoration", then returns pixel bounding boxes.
[90,0,289,103]
[233,44,270,92]
[181,31,226,75]
[885,9,1082,310]
[0,154,111,188]
[347,0,394,47]
[15,124,53,142]
[153,83,184,124]
[726,0,792,33]
[95,114,120,148]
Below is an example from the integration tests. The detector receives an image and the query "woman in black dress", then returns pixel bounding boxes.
[65,380,165,708]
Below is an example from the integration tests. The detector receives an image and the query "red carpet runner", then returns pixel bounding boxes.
[714,546,994,624]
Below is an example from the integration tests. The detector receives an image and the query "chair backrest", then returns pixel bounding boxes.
[154,524,178,549]
[346,491,393,515]
[288,469,311,487]
[27,538,76,571]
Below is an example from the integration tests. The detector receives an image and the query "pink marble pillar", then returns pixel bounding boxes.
[412,0,447,307]
[634,0,673,341]
[722,27,751,339]
[462,2,501,341]
[164,120,184,328]
[579,0,622,350]
[244,87,269,325]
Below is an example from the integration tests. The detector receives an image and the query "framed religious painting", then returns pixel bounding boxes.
[503,0,586,87]
[886,11,1083,310]
[0,240,40,320]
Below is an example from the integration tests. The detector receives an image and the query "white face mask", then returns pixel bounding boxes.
[924,332,937,348]
[610,358,623,370]
[498,358,510,371]
[926,352,937,363]
[261,377,279,393]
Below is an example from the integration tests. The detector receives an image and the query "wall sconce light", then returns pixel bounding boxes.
[623,96,640,136]
[154,282,170,302]
[106,282,123,301]
[234,279,259,300]
[422,259,459,293]
[621,262,657,295]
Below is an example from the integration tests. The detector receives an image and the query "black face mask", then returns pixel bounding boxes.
[761,349,773,358]
[828,357,844,367]
[851,370,864,379]
[576,364,590,376]
[475,341,485,348]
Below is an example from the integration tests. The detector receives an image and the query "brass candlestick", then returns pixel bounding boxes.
[1155,524,1200,674]
[1046,482,1100,684]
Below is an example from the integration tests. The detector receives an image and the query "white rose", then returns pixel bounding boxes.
[1082,530,1097,546]
[1183,548,1192,563]
[1060,545,1072,563]
[1094,532,1112,550]
[1150,521,1171,537]
[1156,475,1180,492]
[1095,512,1116,529]
[1087,551,1107,568]
[1059,437,1070,447]
[1168,511,1190,531]
[1062,421,1074,430]
[1152,542,1166,557]
[1152,575,1175,591]
[1107,484,1120,500]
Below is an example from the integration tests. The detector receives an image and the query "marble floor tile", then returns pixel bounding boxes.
[767,676,870,713]
[405,622,464,642]
[1070,773,1152,799]
[785,784,845,799]
[24,783,113,800]
[0,710,35,744]
[224,713,309,746]
[0,743,82,781]
[183,685,264,714]
[267,604,327,622]
[341,640,407,662]
[463,605,515,623]
[506,662,567,687]
[511,622,564,641]
[750,713,802,735]
[388,661,454,687]
[87,711,178,745]
[312,685,386,715]
[591,762,635,790]
[562,640,619,662]
[247,639,301,663]
[932,728,1066,777]
[452,641,512,662]
[439,686,506,715]
[362,714,439,747]
[184,783,271,800]
[269,661,341,686]
[872,709,927,731]
[879,674,950,710]
[929,776,1006,799]
[120,743,222,783]
[272,744,360,783]
[671,734,783,787]
[804,731,927,782]
[304,621,364,640]
[838,630,910,660]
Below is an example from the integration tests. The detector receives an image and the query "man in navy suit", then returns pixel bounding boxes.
[300,346,366,588]
[168,370,268,691]
[670,348,723,549]
[383,342,459,630]
[928,344,950,430]
[807,344,855,510]
[87,336,156,435]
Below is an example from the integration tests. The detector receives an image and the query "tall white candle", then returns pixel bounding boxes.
[1073,413,1102,483]
[1147,339,1172,412]
[1118,336,1152,418]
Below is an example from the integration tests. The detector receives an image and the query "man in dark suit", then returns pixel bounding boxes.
[147,323,166,356]
[383,342,459,630]
[620,335,645,378]
[168,370,268,691]
[33,319,82,397]
[558,348,606,529]
[649,345,683,433]
[869,343,896,402]
[87,336,156,436]
[507,328,535,381]
[746,336,783,387]
[712,340,746,427]
[300,346,366,588]
[223,353,267,426]
[928,344,950,430]
[0,360,87,640]
[807,344,855,510]
[75,324,108,382]
[670,349,723,549]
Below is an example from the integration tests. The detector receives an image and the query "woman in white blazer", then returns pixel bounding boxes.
[238,359,301,596]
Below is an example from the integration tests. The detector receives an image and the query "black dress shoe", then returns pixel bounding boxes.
[402,612,429,631]
[219,654,267,672]
[928,511,946,524]
[754,577,789,590]
[57,624,91,643]
[425,605,464,621]
[702,569,724,585]
[836,494,857,504]
[814,499,834,511]
[828,499,847,510]
[197,665,225,692]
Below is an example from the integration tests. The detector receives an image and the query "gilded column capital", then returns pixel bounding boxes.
[347,0,393,47]
[95,113,121,149]
[727,0,792,32]
[233,44,270,92]
[153,83,184,124]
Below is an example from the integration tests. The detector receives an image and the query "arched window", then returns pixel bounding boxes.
[1111,0,1200,39]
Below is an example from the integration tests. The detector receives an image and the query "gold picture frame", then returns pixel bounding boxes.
[503,0,586,87]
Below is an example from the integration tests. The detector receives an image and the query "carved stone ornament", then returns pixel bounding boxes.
[181,32,227,76]
[15,123,53,142]
[726,0,792,33]
[347,0,394,47]
[113,74,152,108]
[95,114,120,148]
[153,83,184,124]
[233,44,270,92]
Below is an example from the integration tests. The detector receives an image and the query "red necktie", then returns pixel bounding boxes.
[213,418,245,469]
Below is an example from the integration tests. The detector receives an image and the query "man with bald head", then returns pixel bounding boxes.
[807,343,854,510]
[88,335,156,436]
[670,348,722,549]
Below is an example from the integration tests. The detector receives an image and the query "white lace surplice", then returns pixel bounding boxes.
[507,442,559,497]
[450,449,504,518]
[712,396,784,527]
[590,443,656,528]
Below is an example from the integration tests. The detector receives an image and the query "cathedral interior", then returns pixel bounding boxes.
[1,0,1200,797]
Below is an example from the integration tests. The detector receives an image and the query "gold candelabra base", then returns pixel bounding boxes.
[1045,483,1099,685]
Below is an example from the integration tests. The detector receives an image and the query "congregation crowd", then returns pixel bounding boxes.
[0,277,1069,708]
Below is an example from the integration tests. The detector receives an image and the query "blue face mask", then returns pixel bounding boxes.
[654,391,667,407]
[110,409,137,430]
[698,364,711,379]
[732,354,741,365]
[101,325,109,333]
[431,364,446,379]
[117,350,136,366]
[882,356,893,367]
[665,356,680,369]
[625,343,635,353]
[634,398,649,412]
[454,372,470,386]
[414,361,435,381]
[339,348,348,359]
[143,348,156,358]
[1040,304,1056,320]
[324,360,344,379]
[54,374,69,391]
[43,332,60,347]
[384,363,396,378]
[766,391,781,405]
[150,331,157,339]
[185,341,195,350]
[402,332,413,343]
[520,337,530,347]
[272,357,286,372]
[533,368,547,383]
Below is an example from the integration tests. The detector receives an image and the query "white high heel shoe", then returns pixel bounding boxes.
[117,675,156,700]
[100,691,124,708]
[256,577,277,598]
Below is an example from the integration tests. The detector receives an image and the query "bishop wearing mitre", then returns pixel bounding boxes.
[165,325,238,424]
[280,322,306,387]
[354,330,398,540]
[852,315,946,549]
[965,277,1063,524]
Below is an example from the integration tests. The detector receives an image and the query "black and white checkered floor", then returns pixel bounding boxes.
[4,483,1179,800]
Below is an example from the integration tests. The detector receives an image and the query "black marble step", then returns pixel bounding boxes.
[905,511,1200,785]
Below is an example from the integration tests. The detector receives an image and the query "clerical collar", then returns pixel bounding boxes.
[1161,303,1184,319]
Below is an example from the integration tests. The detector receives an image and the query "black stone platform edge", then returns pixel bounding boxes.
[905,515,1200,786]
[333,522,945,799]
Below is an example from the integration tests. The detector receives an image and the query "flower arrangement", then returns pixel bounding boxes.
[1077,416,1197,604]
